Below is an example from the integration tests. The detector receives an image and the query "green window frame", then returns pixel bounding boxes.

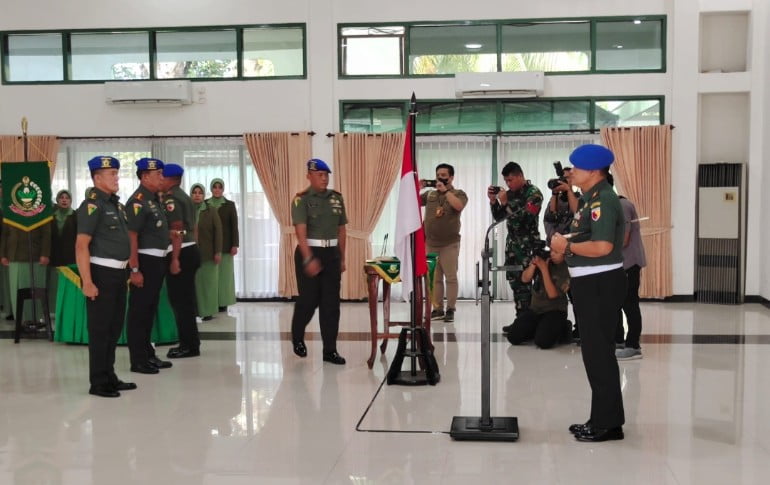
[1,24,307,84]
[340,96,664,134]
[338,15,665,78]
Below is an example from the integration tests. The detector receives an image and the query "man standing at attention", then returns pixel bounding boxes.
[420,163,467,323]
[290,159,347,365]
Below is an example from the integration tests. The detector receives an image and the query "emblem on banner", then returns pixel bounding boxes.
[10,176,46,217]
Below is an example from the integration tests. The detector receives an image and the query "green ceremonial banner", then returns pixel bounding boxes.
[1,161,53,231]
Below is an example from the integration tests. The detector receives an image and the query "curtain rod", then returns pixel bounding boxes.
[326,132,384,138]
[59,131,316,140]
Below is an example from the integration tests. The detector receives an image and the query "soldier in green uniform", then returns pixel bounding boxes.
[290,158,347,365]
[126,158,172,374]
[76,155,136,398]
[488,161,543,318]
[162,164,202,359]
[551,144,627,443]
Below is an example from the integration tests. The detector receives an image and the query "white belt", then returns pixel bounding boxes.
[90,256,129,269]
[568,262,623,278]
[307,238,338,247]
[166,242,197,252]
[138,248,168,257]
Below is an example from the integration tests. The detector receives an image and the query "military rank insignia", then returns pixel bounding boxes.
[133,203,142,215]
[87,203,97,215]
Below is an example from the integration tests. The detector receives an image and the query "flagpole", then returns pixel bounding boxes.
[408,94,418,376]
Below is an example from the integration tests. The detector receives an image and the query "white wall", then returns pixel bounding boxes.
[2,0,769,298]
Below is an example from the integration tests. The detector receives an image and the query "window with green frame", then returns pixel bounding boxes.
[1,24,306,83]
[338,15,665,77]
[341,97,662,133]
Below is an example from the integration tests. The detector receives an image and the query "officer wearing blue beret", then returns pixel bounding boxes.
[125,158,173,374]
[290,158,347,365]
[76,156,136,397]
[551,144,627,442]
[161,163,202,358]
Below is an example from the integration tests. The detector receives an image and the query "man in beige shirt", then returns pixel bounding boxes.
[420,163,468,323]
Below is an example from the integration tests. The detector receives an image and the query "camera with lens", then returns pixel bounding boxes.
[490,186,503,194]
[424,177,449,188]
[547,161,568,190]
[530,239,551,260]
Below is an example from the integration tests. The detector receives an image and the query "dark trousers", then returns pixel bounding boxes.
[127,254,167,366]
[571,267,627,429]
[166,245,201,350]
[507,309,569,349]
[615,265,642,349]
[291,246,341,354]
[87,264,129,388]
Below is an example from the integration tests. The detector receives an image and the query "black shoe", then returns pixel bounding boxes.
[148,356,173,369]
[293,340,307,358]
[502,324,513,333]
[130,363,160,374]
[444,309,455,323]
[430,309,445,320]
[89,386,120,398]
[202,316,214,321]
[112,380,137,391]
[323,351,346,365]
[5,313,13,321]
[568,421,592,435]
[218,306,227,312]
[575,426,624,442]
[166,347,200,359]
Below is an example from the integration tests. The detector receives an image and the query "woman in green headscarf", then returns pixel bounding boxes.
[190,183,222,320]
[207,178,238,311]
[49,189,78,311]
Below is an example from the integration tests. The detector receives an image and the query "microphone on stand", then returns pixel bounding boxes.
[380,233,388,258]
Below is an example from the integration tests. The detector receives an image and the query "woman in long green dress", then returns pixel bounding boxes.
[206,178,238,311]
[190,184,222,320]
[49,189,77,313]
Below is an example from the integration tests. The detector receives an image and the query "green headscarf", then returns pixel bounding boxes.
[208,178,226,208]
[189,183,206,225]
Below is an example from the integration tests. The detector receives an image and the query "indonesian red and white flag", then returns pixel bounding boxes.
[394,115,427,297]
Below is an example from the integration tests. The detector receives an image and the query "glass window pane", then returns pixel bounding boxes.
[6,33,63,81]
[341,104,405,133]
[416,101,496,133]
[243,27,304,77]
[502,22,590,72]
[410,25,497,75]
[71,32,150,80]
[502,100,590,132]
[596,19,663,70]
[156,30,237,79]
[595,99,661,127]
[341,26,403,75]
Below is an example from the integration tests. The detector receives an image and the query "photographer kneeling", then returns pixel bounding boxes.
[503,243,571,349]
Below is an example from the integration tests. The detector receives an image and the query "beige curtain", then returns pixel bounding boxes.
[334,133,405,299]
[0,135,59,174]
[244,132,312,297]
[600,125,673,298]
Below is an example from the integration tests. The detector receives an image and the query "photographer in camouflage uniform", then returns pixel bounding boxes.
[488,162,543,320]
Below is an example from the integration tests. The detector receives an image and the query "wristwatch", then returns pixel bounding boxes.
[131,267,140,273]
[565,241,574,257]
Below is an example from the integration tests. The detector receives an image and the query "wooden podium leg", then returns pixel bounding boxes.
[366,273,378,369]
[381,281,391,354]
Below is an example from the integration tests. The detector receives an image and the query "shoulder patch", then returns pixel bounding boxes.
[133,202,142,215]
[293,196,303,207]
[591,207,601,221]
[87,203,97,215]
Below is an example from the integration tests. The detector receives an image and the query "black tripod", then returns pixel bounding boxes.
[450,216,519,441]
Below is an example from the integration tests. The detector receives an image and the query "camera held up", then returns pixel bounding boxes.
[530,239,551,260]
[424,177,450,188]
[547,161,568,190]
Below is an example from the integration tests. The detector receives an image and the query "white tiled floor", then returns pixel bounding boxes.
[2,300,770,484]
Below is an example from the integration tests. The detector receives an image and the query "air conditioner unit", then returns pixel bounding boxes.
[454,72,545,98]
[104,80,193,106]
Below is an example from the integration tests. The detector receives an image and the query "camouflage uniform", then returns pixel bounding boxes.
[490,181,543,313]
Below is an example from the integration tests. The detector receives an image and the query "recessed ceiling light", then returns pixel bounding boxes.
[465,43,483,49]
[479,83,491,87]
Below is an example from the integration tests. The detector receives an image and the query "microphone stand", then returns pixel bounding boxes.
[450,215,519,441]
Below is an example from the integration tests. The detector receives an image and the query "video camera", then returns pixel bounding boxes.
[547,161,568,190]
[424,177,450,188]
[530,239,550,260]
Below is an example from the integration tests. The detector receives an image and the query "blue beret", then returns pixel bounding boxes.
[162,163,184,178]
[87,156,120,172]
[135,157,165,172]
[569,144,615,170]
[307,158,331,173]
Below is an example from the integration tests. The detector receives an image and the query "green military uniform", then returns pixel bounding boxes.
[126,182,170,369]
[163,181,201,355]
[567,177,627,432]
[0,222,52,323]
[193,191,223,319]
[77,183,131,394]
[490,181,543,313]
[206,180,238,309]
[290,186,347,355]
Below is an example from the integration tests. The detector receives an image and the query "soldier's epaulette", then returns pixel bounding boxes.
[295,189,308,197]
[331,190,342,197]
